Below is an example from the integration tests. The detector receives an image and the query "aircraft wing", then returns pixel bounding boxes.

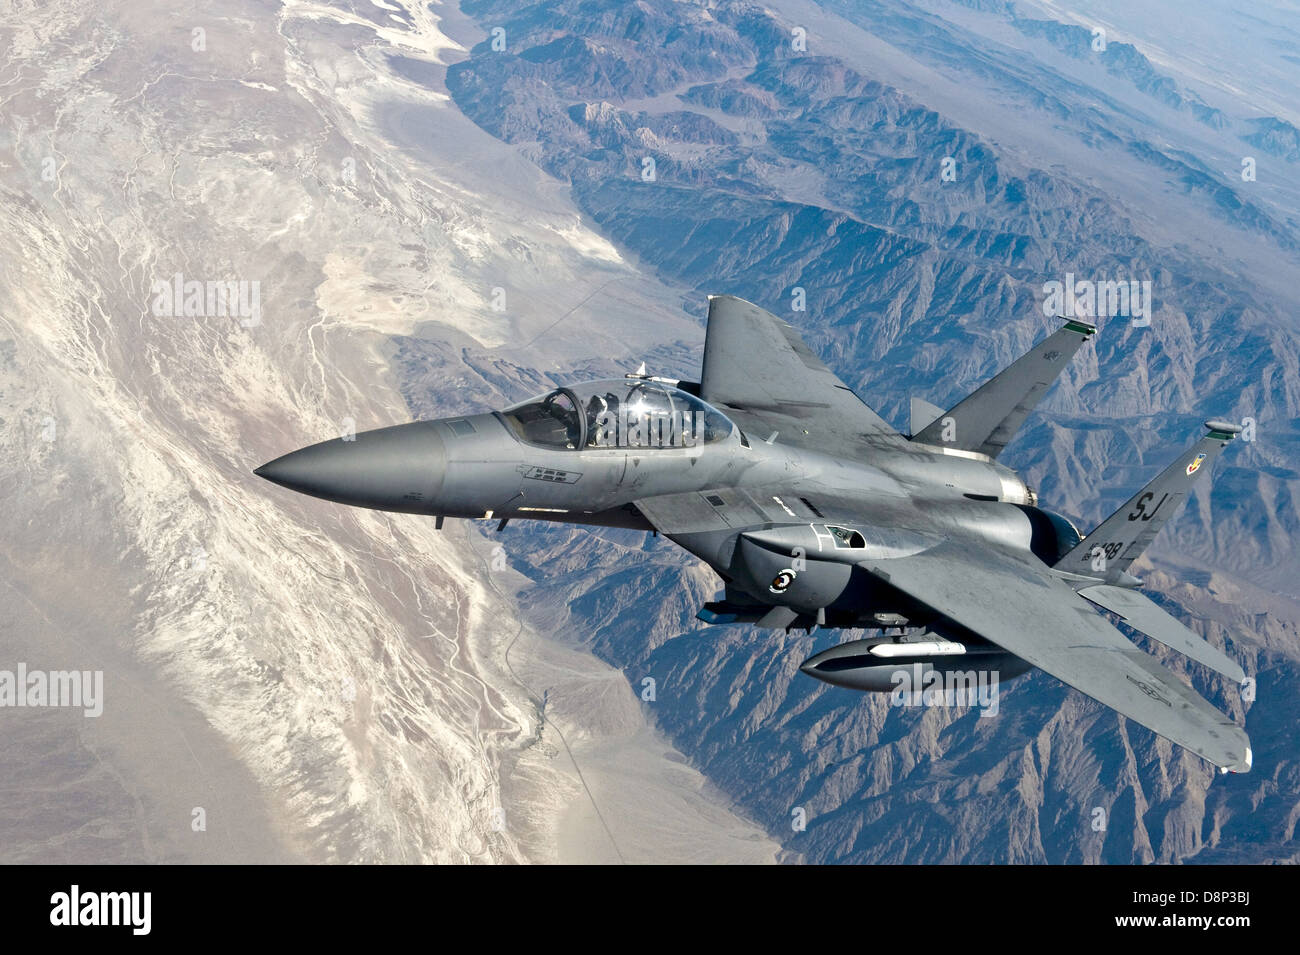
[1078,584,1245,683]
[860,541,1251,772]
[699,295,899,456]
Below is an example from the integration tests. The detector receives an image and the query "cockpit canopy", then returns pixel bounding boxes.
[501,378,734,452]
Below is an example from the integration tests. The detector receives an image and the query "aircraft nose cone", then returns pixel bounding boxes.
[255,421,446,514]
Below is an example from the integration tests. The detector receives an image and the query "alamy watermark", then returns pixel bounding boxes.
[1042,273,1152,326]
[50,886,150,935]
[590,408,711,449]
[151,272,261,327]
[889,664,1000,716]
[0,664,103,717]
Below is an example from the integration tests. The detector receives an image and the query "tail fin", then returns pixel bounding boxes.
[912,320,1095,457]
[1056,419,1241,579]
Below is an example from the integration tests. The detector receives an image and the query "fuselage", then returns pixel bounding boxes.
[255,378,1073,624]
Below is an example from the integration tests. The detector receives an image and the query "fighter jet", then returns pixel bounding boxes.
[256,295,1251,773]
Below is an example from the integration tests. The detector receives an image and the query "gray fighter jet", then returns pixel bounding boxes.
[256,295,1251,773]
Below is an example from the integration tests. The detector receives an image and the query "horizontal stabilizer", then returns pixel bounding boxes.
[913,320,1095,457]
[1079,585,1245,682]
[1057,420,1240,578]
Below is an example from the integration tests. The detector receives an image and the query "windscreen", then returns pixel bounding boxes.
[502,379,733,451]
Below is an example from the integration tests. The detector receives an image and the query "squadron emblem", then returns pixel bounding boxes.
[769,569,797,594]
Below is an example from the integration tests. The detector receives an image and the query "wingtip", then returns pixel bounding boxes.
[706,292,753,308]
[1223,745,1253,775]
[1204,418,1242,437]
